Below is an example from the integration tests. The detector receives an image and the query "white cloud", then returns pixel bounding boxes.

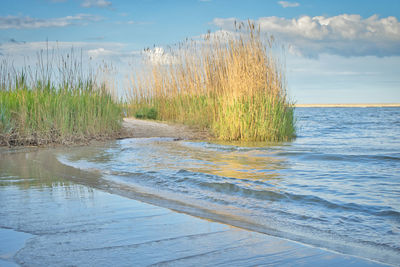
[213,14,400,57]
[81,0,112,8]
[143,47,177,65]
[87,46,140,59]
[278,1,299,8]
[0,14,101,29]
[88,47,117,58]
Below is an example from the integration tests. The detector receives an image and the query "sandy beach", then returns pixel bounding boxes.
[122,118,212,140]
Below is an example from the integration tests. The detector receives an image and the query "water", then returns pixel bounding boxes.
[58,107,400,266]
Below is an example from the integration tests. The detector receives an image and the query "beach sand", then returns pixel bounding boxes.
[122,117,212,140]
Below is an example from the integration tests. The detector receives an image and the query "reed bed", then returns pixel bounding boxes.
[128,23,295,141]
[0,52,122,146]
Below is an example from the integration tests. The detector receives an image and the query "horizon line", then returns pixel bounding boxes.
[295,103,400,108]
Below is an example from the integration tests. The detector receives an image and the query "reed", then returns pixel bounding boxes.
[128,23,295,141]
[0,51,122,146]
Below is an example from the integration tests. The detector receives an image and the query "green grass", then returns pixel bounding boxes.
[0,55,122,146]
[128,22,296,141]
[213,95,295,141]
[134,106,158,120]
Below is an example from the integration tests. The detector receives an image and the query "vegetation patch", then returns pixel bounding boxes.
[128,22,295,141]
[134,106,158,120]
[0,54,122,146]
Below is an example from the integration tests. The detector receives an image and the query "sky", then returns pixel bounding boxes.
[1,0,400,104]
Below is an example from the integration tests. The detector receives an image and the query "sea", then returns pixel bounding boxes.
[59,107,400,266]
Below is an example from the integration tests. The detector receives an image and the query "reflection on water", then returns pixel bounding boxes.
[0,149,96,202]
[1,149,70,189]
[182,142,284,181]
[117,138,285,181]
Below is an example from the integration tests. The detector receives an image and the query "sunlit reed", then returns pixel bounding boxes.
[128,22,295,141]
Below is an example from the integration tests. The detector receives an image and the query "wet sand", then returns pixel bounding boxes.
[0,147,390,266]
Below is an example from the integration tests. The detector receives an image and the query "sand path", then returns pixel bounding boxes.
[122,117,211,140]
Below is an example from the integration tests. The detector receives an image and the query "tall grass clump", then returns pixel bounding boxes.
[0,50,122,146]
[128,22,295,141]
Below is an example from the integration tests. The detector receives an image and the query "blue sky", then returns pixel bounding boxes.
[1,0,400,103]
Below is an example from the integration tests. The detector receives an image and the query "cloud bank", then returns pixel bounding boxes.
[213,14,400,57]
[0,14,101,29]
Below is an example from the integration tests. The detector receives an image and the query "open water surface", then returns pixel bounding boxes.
[56,107,400,265]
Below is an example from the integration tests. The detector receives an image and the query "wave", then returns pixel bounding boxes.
[276,151,400,163]
[193,180,397,218]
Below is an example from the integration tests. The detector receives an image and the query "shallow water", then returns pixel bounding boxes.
[1,147,387,266]
[55,108,399,265]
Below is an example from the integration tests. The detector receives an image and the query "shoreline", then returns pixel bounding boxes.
[0,147,390,266]
[5,102,398,148]
[295,103,400,108]
[0,117,212,148]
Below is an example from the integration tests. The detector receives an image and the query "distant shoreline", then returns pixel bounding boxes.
[295,103,400,108]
